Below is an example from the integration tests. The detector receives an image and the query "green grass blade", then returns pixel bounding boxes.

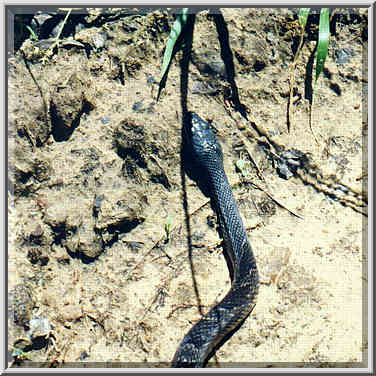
[160,8,188,77]
[157,8,189,100]
[298,8,310,27]
[25,25,38,40]
[315,8,330,85]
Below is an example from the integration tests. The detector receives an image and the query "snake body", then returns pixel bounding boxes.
[172,112,259,367]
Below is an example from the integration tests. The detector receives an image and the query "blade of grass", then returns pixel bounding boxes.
[157,8,189,101]
[25,25,38,40]
[298,8,310,27]
[315,8,330,86]
[309,8,330,145]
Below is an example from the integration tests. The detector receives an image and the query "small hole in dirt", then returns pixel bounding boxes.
[107,218,144,235]
[116,147,146,168]
[329,82,341,96]
[150,174,171,190]
[51,223,68,245]
[19,171,32,184]
[253,60,266,72]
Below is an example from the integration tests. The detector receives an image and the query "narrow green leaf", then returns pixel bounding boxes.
[298,8,310,27]
[25,25,38,40]
[157,8,189,100]
[315,8,330,85]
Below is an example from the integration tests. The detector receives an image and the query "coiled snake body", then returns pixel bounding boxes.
[172,112,259,367]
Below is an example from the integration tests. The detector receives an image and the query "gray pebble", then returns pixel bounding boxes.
[92,32,107,49]
[335,48,355,65]
[101,117,111,125]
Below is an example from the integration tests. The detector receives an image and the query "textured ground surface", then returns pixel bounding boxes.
[8,7,368,368]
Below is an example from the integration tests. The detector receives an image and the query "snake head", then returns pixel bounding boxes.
[185,112,223,168]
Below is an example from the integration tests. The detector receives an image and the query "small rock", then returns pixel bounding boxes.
[132,100,144,112]
[75,221,103,259]
[28,316,51,340]
[30,224,44,238]
[93,194,105,214]
[276,149,306,180]
[9,285,34,327]
[92,32,107,49]
[146,74,158,85]
[335,47,355,65]
[101,117,111,125]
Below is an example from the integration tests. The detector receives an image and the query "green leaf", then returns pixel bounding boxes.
[236,158,250,177]
[165,214,172,233]
[315,8,330,85]
[25,25,38,40]
[157,8,189,100]
[298,8,311,27]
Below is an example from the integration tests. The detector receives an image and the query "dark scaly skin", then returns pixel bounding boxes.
[172,113,259,367]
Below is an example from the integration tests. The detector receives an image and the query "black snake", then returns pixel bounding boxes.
[172,112,259,367]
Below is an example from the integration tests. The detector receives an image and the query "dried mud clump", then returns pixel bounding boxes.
[8,58,50,148]
[113,118,147,169]
[95,189,146,245]
[8,147,52,196]
[9,284,34,328]
[50,73,95,142]
[44,198,103,260]
[113,118,174,190]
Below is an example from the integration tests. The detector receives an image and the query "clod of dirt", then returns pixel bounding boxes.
[191,51,227,79]
[257,197,277,217]
[75,27,108,50]
[44,197,103,259]
[8,57,50,147]
[27,248,49,266]
[113,118,175,190]
[51,244,70,264]
[9,142,52,196]
[9,285,34,327]
[113,118,147,168]
[50,73,94,142]
[19,222,54,268]
[95,190,146,245]
[8,158,33,196]
[8,7,366,365]
[75,220,103,259]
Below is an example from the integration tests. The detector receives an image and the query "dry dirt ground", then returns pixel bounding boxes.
[7,7,368,368]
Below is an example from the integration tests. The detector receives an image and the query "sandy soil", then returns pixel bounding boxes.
[7,7,368,368]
